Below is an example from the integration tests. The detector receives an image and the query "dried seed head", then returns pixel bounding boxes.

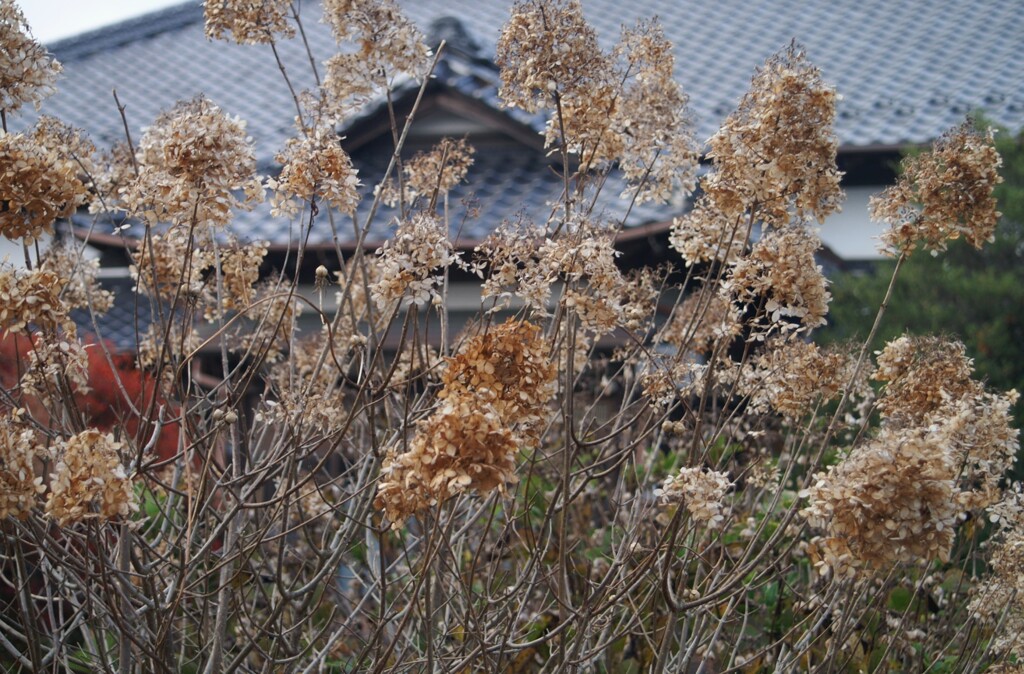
[874,121,1002,255]
[0,410,44,520]
[703,43,843,227]
[0,0,61,113]
[267,126,361,218]
[124,96,263,230]
[204,0,295,45]
[46,429,138,526]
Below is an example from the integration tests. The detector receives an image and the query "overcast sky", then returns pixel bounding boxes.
[22,0,190,44]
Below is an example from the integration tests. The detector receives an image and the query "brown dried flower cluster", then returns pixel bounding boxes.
[45,429,137,526]
[402,137,475,202]
[496,0,603,115]
[726,225,831,332]
[376,392,519,527]
[873,121,1002,255]
[969,489,1024,658]
[498,5,697,200]
[475,219,550,311]
[132,231,212,304]
[207,240,268,319]
[371,212,455,310]
[613,20,698,203]
[659,289,741,355]
[18,333,90,397]
[873,335,1019,510]
[803,429,958,575]
[656,467,733,529]
[40,243,114,314]
[121,97,263,230]
[538,221,628,335]
[742,338,849,419]
[203,0,294,45]
[0,0,60,113]
[804,333,1019,576]
[669,197,747,268]
[872,335,979,424]
[377,320,556,527]
[943,390,1020,510]
[320,53,378,119]
[0,265,74,335]
[703,44,843,226]
[0,410,43,519]
[439,320,557,443]
[0,124,89,242]
[321,0,430,82]
[267,126,361,218]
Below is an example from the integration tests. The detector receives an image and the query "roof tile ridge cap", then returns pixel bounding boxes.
[48,2,204,62]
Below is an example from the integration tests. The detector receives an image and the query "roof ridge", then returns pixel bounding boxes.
[48,2,204,62]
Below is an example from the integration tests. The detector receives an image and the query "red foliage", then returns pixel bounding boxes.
[0,331,181,463]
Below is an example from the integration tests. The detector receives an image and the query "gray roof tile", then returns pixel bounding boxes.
[8,0,1023,247]
[18,0,1021,149]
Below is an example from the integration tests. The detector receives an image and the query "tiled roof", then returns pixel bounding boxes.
[22,0,1023,151]
[11,0,1024,248]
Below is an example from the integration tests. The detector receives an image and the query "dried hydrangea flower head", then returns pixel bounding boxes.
[40,242,114,314]
[0,410,44,519]
[0,0,60,114]
[613,20,698,204]
[123,96,263,230]
[205,239,268,320]
[656,467,733,529]
[0,264,74,335]
[873,121,1002,255]
[131,230,213,304]
[322,0,430,82]
[204,0,295,45]
[726,224,831,333]
[376,390,520,528]
[872,335,1018,510]
[538,220,629,336]
[377,319,556,527]
[872,335,980,424]
[498,1,620,167]
[46,429,138,526]
[371,212,455,310]
[403,137,475,203]
[659,288,741,356]
[969,488,1024,658]
[267,125,361,218]
[18,332,90,398]
[802,428,958,576]
[439,319,557,441]
[703,43,843,227]
[942,389,1021,510]
[496,0,604,115]
[741,338,849,419]
[669,196,748,268]
[0,121,89,243]
[321,52,379,119]
[475,218,550,311]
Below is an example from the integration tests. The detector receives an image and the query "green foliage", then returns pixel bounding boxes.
[822,126,1024,426]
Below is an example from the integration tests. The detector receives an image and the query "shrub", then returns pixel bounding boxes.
[0,0,1020,671]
